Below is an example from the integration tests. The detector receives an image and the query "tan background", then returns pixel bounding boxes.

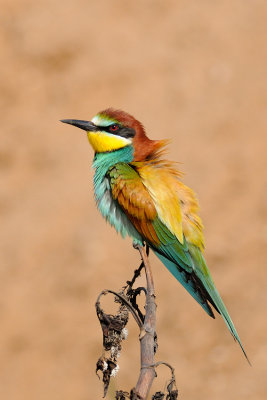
[1,0,267,399]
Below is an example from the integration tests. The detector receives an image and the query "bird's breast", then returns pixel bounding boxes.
[93,171,142,243]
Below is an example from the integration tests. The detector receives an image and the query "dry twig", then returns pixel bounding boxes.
[132,244,157,399]
[95,244,178,399]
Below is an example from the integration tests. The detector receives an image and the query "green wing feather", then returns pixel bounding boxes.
[107,162,249,361]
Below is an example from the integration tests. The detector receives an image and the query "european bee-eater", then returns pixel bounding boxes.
[61,108,248,361]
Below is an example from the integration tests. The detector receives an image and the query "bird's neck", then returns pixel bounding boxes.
[92,145,134,179]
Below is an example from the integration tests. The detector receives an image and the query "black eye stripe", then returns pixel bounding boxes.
[97,125,135,139]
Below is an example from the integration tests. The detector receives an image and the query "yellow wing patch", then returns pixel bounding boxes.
[136,163,184,244]
[133,161,205,250]
[175,181,205,250]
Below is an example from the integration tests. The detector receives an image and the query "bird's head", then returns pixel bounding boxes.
[61,108,166,161]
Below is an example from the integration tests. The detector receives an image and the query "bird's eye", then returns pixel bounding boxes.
[109,124,119,132]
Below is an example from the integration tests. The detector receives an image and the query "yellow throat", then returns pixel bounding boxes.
[87,131,131,153]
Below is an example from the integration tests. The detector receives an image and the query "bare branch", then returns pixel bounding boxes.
[95,244,178,399]
[126,260,145,288]
[133,245,157,400]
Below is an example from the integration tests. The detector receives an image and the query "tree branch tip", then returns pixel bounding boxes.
[95,244,178,399]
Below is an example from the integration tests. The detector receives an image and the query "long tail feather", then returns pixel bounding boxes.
[189,245,251,364]
[154,246,250,364]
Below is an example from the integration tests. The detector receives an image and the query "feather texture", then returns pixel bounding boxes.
[104,154,248,361]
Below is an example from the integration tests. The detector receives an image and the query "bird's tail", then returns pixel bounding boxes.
[189,244,250,364]
[154,246,250,364]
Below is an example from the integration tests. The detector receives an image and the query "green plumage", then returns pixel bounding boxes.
[150,225,249,361]
[105,154,249,362]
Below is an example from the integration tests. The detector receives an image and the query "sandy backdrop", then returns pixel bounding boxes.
[1,1,267,399]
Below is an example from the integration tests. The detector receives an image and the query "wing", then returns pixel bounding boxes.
[107,162,215,317]
[108,161,248,359]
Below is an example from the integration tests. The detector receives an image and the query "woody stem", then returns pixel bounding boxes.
[133,244,157,400]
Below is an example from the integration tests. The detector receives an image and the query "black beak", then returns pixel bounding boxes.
[60,119,97,132]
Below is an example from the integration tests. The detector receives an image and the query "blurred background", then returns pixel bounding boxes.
[1,0,267,399]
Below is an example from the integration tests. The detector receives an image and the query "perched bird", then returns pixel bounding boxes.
[61,108,248,361]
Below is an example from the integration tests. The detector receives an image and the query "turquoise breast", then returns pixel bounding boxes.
[92,146,143,244]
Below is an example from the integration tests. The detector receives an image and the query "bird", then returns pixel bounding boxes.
[61,108,248,361]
